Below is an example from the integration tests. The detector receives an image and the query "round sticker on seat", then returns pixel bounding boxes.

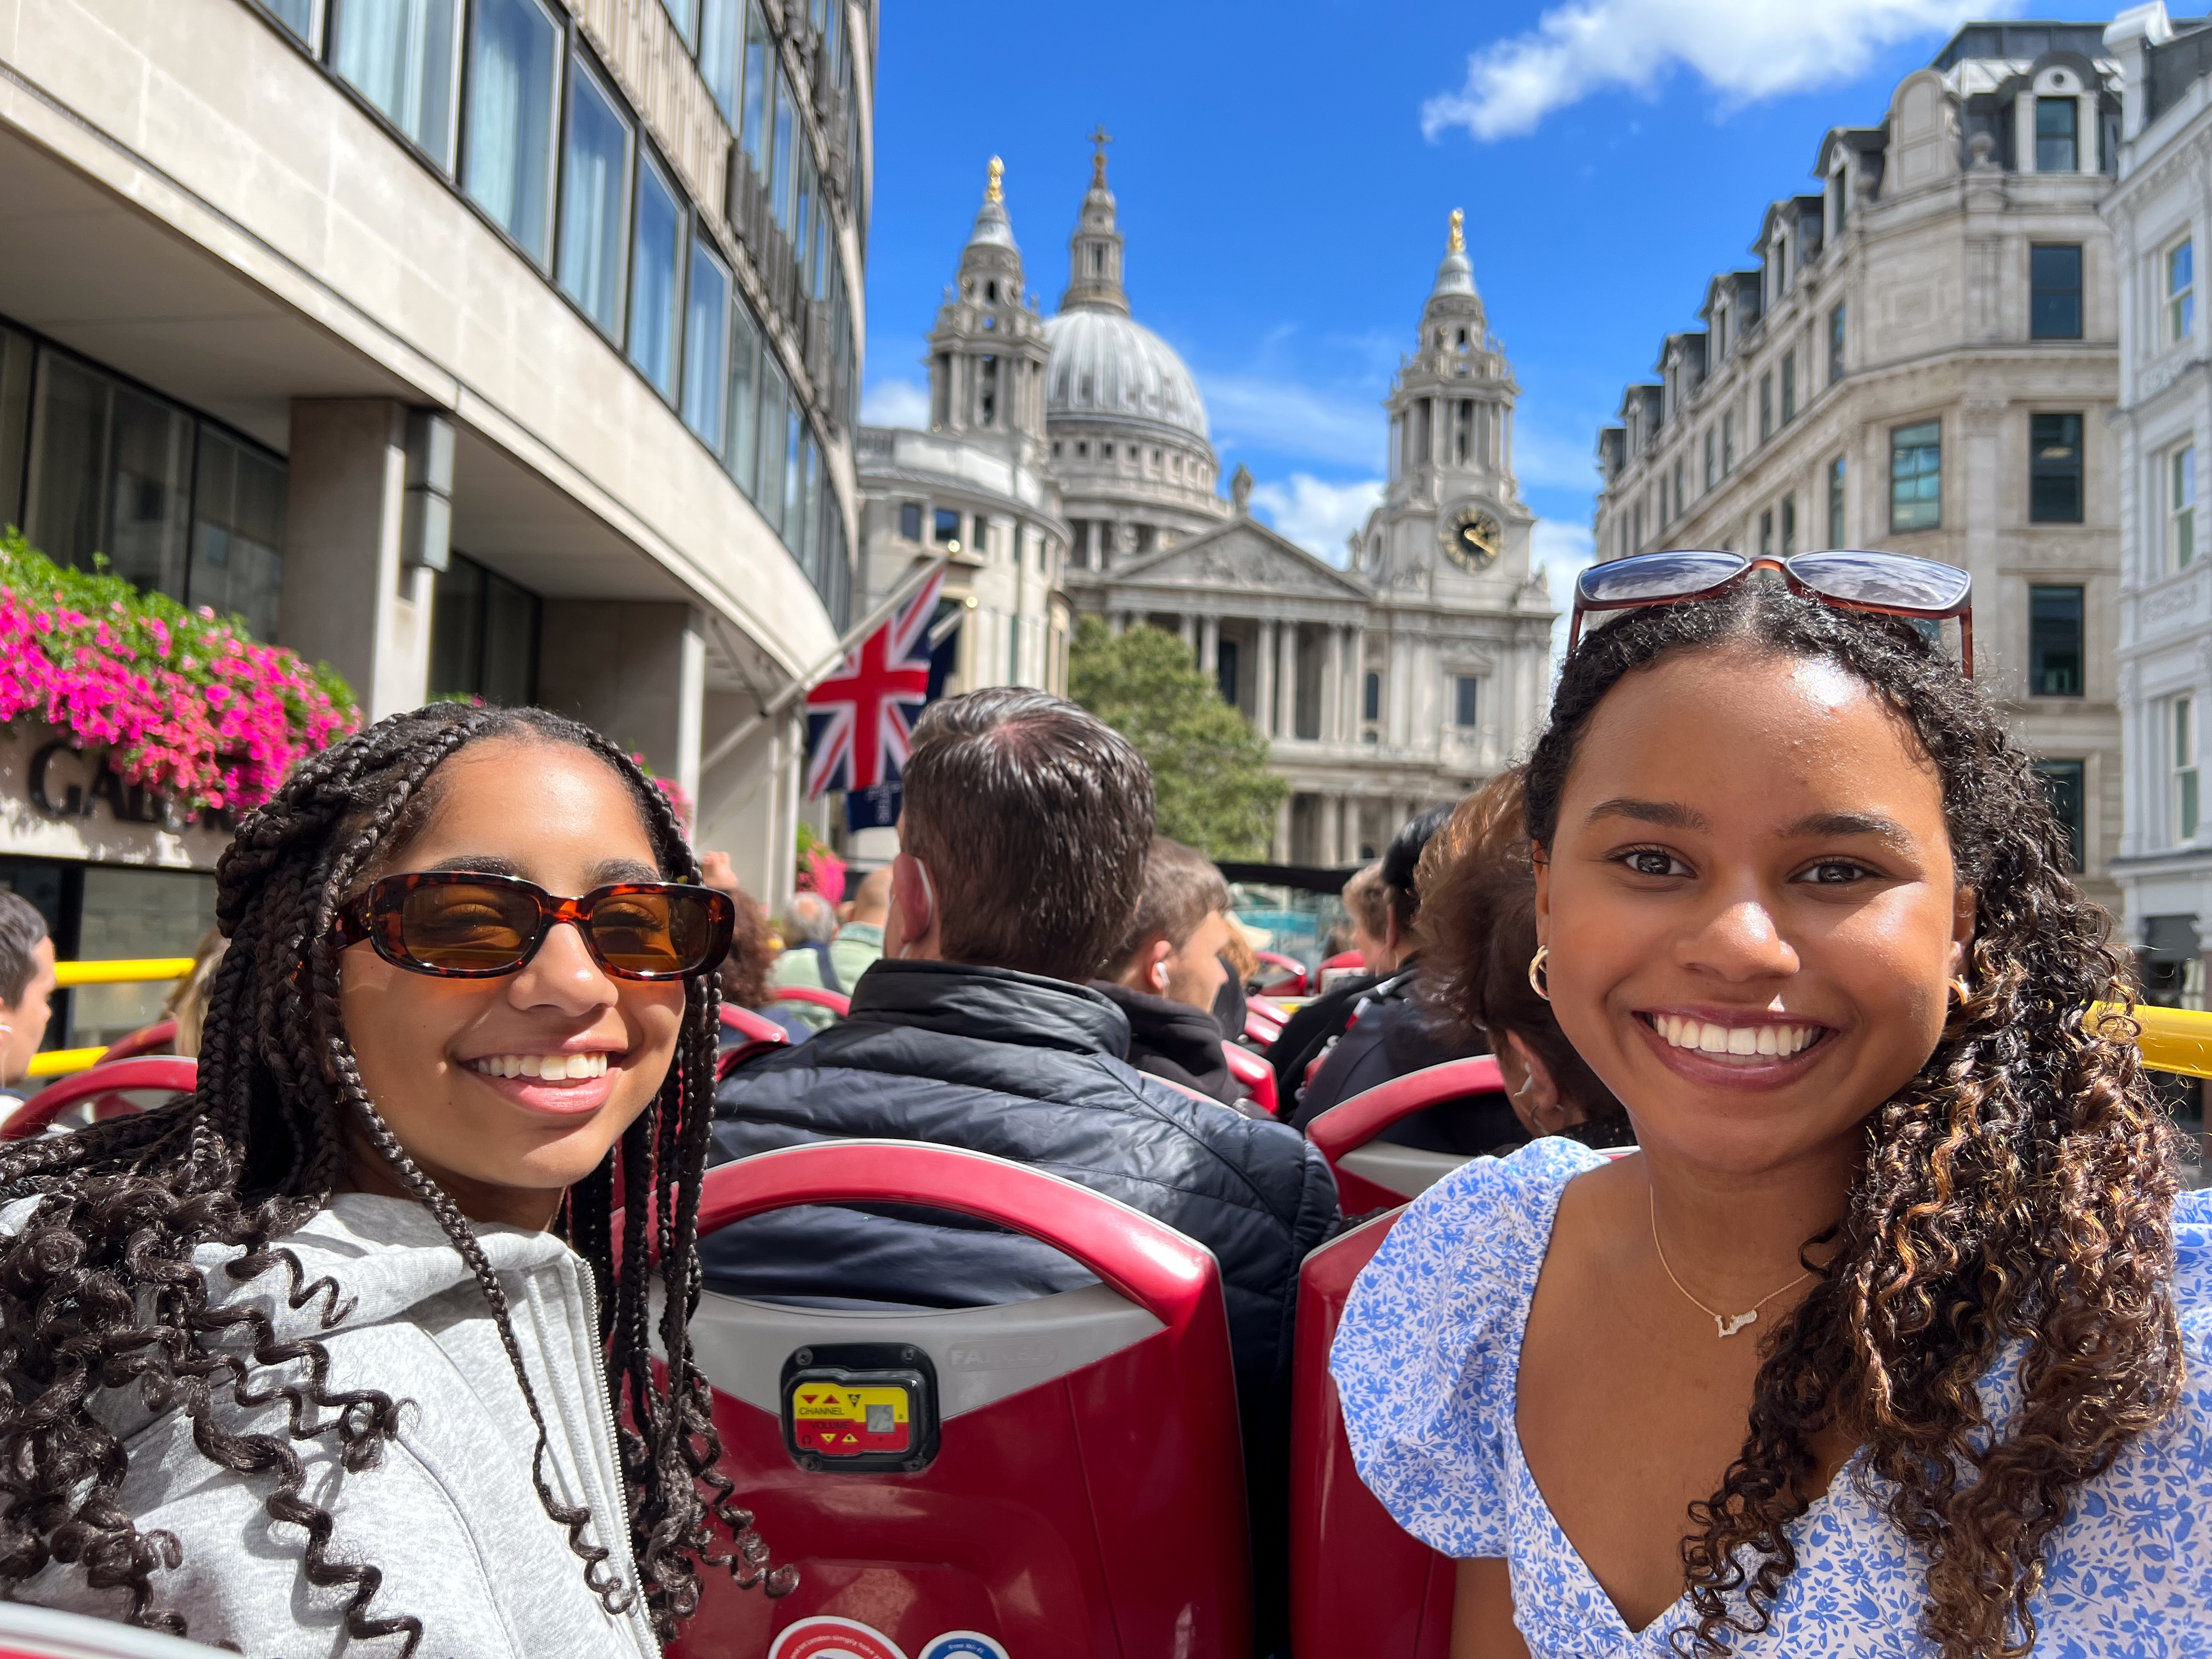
[768,1616,910,1659]
[919,1636,1010,1659]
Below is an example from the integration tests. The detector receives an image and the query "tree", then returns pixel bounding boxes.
[1070,617,1288,860]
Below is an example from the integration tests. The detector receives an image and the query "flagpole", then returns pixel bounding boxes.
[697,555,950,777]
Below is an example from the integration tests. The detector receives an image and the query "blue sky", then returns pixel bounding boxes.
[859,0,2047,606]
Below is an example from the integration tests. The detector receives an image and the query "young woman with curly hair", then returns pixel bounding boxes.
[0,703,793,1656]
[1333,573,2209,1657]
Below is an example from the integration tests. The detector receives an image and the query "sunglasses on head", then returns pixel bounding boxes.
[1569,549,1975,675]
[330,871,736,980]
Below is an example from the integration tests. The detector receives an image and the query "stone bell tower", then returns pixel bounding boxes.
[927,157,1052,470]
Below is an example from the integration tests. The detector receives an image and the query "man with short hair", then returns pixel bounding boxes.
[769,867,890,1031]
[1092,835,1244,1104]
[707,687,1336,1646]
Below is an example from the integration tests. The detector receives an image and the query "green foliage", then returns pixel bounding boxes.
[1069,618,1287,860]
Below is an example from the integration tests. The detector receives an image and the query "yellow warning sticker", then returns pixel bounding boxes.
[792,1383,912,1453]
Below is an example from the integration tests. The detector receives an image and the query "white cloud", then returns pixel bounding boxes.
[1423,0,2002,142]
[1202,374,1385,471]
[1249,475,1386,564]
[861,378,929,428]
[1532,518,1598,669]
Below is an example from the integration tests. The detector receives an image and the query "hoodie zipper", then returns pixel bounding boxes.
[574,1267,656,1658]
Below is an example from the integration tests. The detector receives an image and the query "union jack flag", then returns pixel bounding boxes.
[803,566,946,800]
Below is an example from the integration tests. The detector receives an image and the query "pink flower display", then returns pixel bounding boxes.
[2,532,360,818]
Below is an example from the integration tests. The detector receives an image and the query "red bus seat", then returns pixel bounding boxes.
[3,1058,198,1141]
[95,1019,179,1064]
[0,1600,232,1655]
[1220,1041,1278,1116]
[1306,1056,1506,1214]
[720,1005,792,1046]
[1243,994,1289,1049]
[770,985,850,1018]
[1290,1209,1452,1659]
[669,1141,1251,1659]
[1252,951,1307,996]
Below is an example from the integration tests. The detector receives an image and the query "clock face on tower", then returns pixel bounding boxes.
[1442,505,1503,573]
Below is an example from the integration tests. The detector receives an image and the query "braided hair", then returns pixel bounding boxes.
[0,703,794,1650]
[1525,586,2180,1658]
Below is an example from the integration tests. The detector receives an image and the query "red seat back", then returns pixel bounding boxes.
[95,1019,179,1064]
[720,1005,792,1046]
[770,985,850,1018]
[1291,1210,1453,1659]
[4,1058,198,1141]
[673,1141,1251,1659]
[1220,1041,1277,1116]
[1306,1057,1505,1214]
[1252,951,1307,996]
[0,1600,232,1655]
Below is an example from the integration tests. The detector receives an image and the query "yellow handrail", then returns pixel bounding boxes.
[53,958,195,989]
[2090,1002,2212,1081]
[26,1047,113,1078]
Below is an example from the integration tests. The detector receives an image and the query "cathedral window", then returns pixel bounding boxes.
[1454,676,1479,730]
[1722,411,1735,475]
[1703,430,1717,491]
[1363,672,1381,723]
[1759,375,1774,442]
[1780,353,1796,424]
[933,507,960,545]
[1454,400,1475,464]
[899,503,921,540]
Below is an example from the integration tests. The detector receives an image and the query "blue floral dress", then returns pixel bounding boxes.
[1331,1136,2212,1657]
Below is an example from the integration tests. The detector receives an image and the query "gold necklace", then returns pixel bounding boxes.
[1648,1188,1813,1339]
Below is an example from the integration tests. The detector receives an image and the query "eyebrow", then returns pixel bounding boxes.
[1585,798,1712,832]
[417,854,665,886]
[1779,810,1915,850]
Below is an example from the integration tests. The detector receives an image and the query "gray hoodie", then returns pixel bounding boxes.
[7,1193,661,1659]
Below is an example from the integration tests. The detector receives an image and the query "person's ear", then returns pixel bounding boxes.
[1531,841,1551,948]
[890,853,936,958]
[1949,885,1977,978]
[1146,937,1174,993]
[1503,1031,1577,1128]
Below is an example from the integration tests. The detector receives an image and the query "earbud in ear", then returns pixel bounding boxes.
[1152,962,1170,991]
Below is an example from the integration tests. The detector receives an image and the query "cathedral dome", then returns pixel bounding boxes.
[1045,308,1210,442]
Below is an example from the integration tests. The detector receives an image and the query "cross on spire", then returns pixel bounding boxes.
[1089,124,1112,185]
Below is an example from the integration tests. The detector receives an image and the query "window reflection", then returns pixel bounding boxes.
[331,0,460,168]
[628,157,685,399]
[682,246,731,446]
[461,0,561,264]
[557,60,631,337]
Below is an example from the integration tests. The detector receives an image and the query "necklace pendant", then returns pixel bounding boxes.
[1716,1310,1758,1339]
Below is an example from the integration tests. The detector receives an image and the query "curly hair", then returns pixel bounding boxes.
[1525,585,2181,1659]
[0,703,794,1651]
[1415,768,1631,1149]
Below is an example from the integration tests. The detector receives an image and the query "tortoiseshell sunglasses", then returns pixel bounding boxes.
[330,871,735,980]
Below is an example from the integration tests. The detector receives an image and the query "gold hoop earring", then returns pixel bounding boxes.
[1527,946,1551,1002]
[1949,975,1972,1005]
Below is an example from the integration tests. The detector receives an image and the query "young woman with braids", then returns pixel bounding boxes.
[1333,569,2212,1657]
[0,703,793,1655]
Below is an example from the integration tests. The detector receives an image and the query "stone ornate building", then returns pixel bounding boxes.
[862,142,1555,864]
[1594,20,2124,909]
[2104,2,2212,1004]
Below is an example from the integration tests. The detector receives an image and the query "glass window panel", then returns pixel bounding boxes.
[2029,584,2084,696]
[70,868,216,1049]
[628,156,684,399]
[772,74,795,232]
[656,0,698,47]
[262,0,321,47]
[2030,244,2083,340]
[1454,676,1478,727]
[2176,445,2198,571]
[757,356,789,532]
[26,356,194,601]
[428,553,486,698]
[726,299,760,493]
[2171,239,2196,343]
[188,428,286,642]
[331,0,460,168]
[2033,759,2086,872]
[461,0,560,264]
[682,246,730,445]
[556,61,631,337]
[700,0,741,124]
[2029,411,2084,524]
[741,2,771,175]
[0,326,30,531]
[482,566,539,706]
[2036,95,2078,172]
[789,422,814,569]
[1890,420,1942,532]
[1363,671,1380,722]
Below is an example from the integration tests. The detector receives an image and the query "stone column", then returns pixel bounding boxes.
[278,399,435,721]
[1180,613,1198,655]
[1319,792,1340,867]
[1200,616,1220,679]
[1277,622,1300,739]
[1109,610,1128,637]
[1273,795,1293,865]
[1322,627,1343,745]
[1255,621,1278,739]
[537,602,707,800]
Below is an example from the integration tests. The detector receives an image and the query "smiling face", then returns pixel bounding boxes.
[337,737,684,1228]
[1534,645,1974,1175]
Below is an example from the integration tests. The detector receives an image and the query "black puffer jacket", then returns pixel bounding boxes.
[705,958,1339,1651]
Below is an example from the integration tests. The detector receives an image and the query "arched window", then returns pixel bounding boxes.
[1362,671,1381,723]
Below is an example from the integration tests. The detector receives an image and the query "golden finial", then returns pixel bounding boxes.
[986,155,1004,205]
[1448,208,1465,255]
[1089,124,1113,186]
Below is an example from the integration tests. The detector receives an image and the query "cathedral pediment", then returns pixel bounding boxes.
[1111,517,1370,600]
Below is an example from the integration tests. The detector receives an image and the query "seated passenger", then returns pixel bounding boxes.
[706,687,1338,1647]
[765,888,845,1033]
[1268,862,1385,1100]
[0,891,54,1109]
[1334,578,2212,1655]
[1418,767,1633,1150]
[1092,836,1252,1108]
[1289,806,1518,1154]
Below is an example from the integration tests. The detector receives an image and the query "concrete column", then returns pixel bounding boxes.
[1277,622,1300,738]
[696,699,801,912]
[1256,621,1278,739]
[279,400,433,721]
[536,601,706,800]
[1323,626,1344,744]
[1200,615,1220,679]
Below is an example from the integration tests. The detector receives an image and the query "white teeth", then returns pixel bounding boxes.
[1655,1019,1816,1059]
[468,1053,610,1081]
